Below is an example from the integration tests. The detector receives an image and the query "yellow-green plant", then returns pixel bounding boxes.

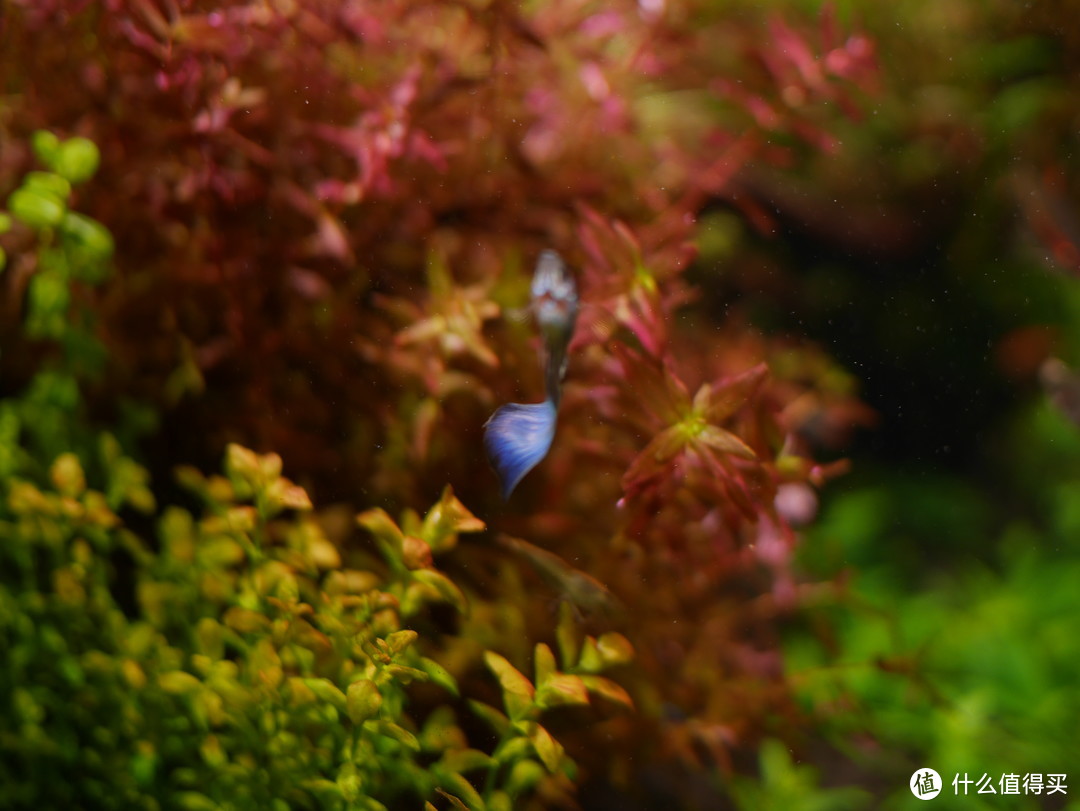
[0,436,636,809]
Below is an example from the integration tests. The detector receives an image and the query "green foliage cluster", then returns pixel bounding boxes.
[0,439,633,810]
[3,436,484,810]
[0,130,111,379]
[718,411,1080,811]
[774,435,1080,808]
[767,405,1080,809]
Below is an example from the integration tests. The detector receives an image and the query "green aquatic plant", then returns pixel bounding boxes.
[779,419,1080,808]
[0,433,638,809]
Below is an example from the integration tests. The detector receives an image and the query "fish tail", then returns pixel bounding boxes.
[483,399,558,499]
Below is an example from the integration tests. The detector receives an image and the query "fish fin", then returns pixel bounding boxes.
[483,399,557,499]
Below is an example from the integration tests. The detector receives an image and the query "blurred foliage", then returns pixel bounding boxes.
[734,0,1080,806]
[779,397,1080,809]
[0,0,873,503]
[696,0,1080,476]
[3,0,1080,808]
[1,1,877,806]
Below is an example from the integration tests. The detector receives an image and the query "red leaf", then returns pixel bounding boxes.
[611,343,689,427]
[621,424,688,493]
[704,363,769,424]
[694,425,756,461]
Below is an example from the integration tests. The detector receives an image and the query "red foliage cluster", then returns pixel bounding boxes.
[1,0,877,796]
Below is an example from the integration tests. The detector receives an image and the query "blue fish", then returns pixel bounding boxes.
[484,250,579,498]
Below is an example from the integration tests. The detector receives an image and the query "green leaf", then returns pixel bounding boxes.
[130,749,158,787]
[301,778,343,801]
[596,632,634,667]
[173,792,219,811]
[222,607,270,634]
[257,451,283,480]
[506,759,545,797]
[438,748,493,774]
[357,508,406,566]
[32,130,60,166]
[158,671,203,694]
[580,675,634,709]
[346,678,382,725]
[285,677,318,707]
[324,568,382,595]
[357,507,404,544]
[534,643,556,688]
[527,723,564,772]
[483,652,535,720]
[372,720,420,751]
[194,618,225,660]
[263,476,312,515]
[50,452,86,498]
[577,636,603,673]
[536,673,590,710]
[555,601,579,669]
[467,700,509,736]
[493,736,532,765]
[385,629,418,655]
[420,706,467,753]
[199,734,226,768]
[9,187,65,228]
[24,171,71,201]
[336,762,362,802]
[224,443,262,496]
[384,664,428,684]
[27,270,70,337]
[411,568,468,613]
[434,788,473,811]
[53,137,101,184]
[436,774,485,811]
[303,678,347,711]
[420,485,486,553]
[485,655,532,700]
[418,656,459,696]
[60,211,114,262]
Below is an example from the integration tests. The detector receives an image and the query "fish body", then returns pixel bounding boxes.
[483,250,579,498]
[531,250,579,402]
